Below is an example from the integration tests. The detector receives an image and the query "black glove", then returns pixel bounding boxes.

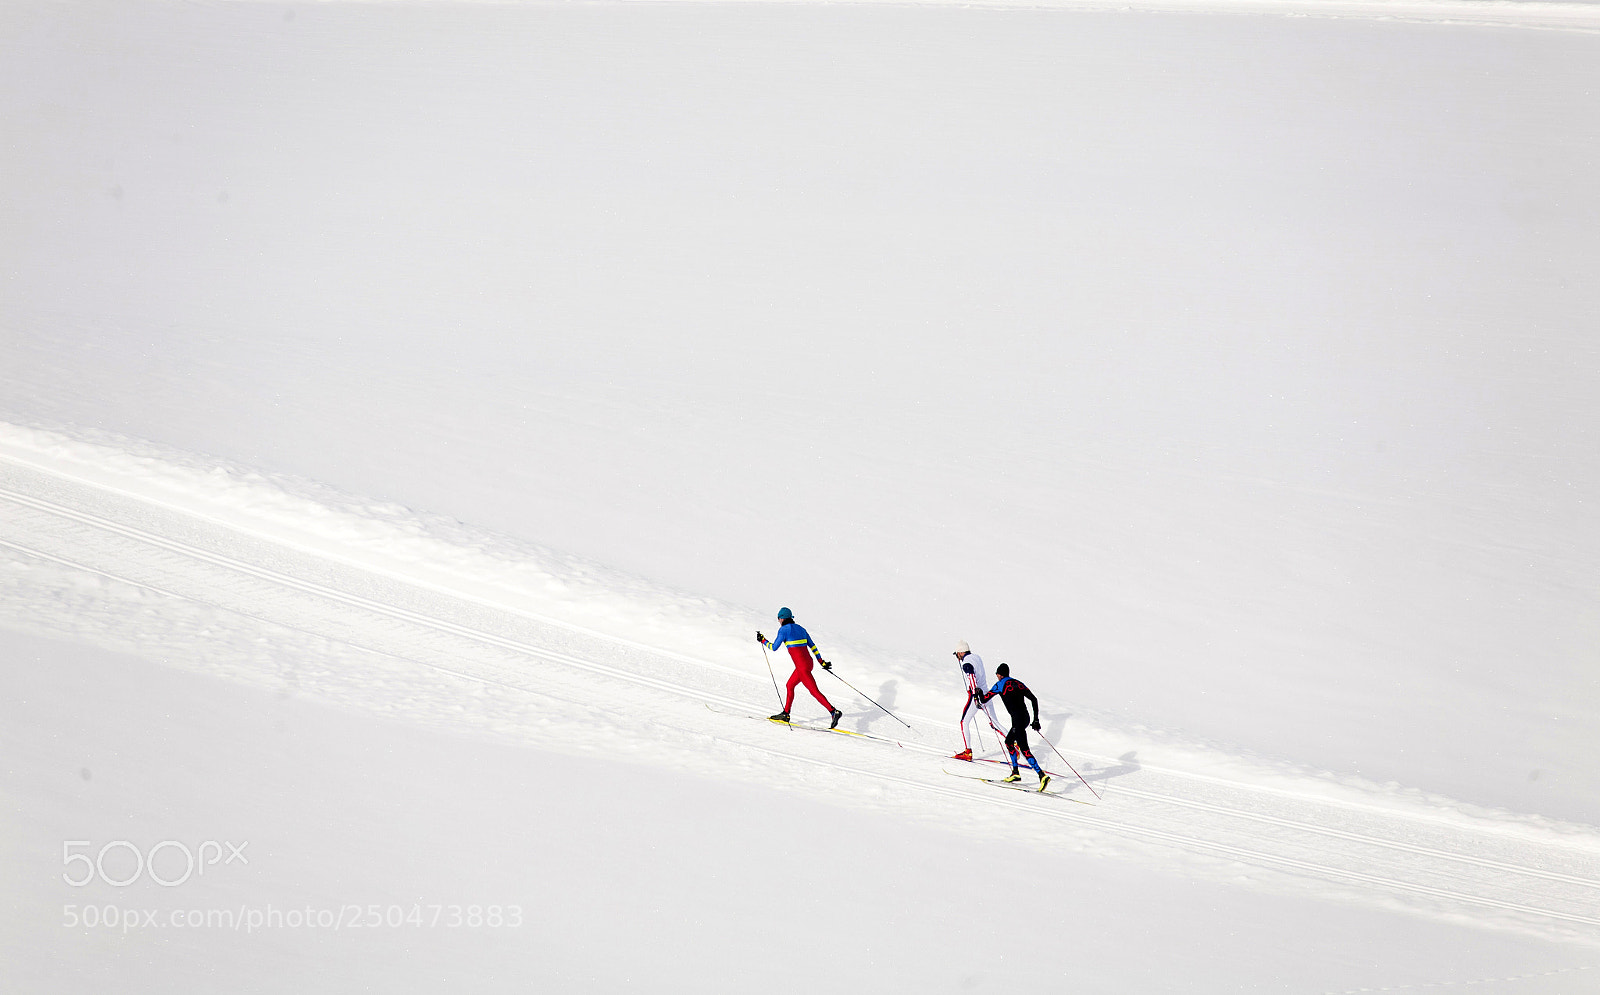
[756,630,767,646]
[1030,719,1041,732]
[819,658,832,670]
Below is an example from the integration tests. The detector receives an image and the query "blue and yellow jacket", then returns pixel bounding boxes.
[767,621,820,659]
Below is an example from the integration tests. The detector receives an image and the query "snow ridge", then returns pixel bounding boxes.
[3,421,1598,944]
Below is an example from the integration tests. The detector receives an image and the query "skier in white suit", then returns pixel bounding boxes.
[951,640,1007,761]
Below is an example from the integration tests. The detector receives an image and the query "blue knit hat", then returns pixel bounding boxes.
[777,607,793,621]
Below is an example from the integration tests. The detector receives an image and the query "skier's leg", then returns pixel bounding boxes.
[783,667,802,713]
[951,699,976,760]
[1014,728,1044,777]
[786,647,834,713]
[797,664,835,713]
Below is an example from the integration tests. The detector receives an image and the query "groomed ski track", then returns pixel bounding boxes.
[2,443,1597,946]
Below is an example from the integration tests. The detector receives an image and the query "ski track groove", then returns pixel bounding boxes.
[3,460,1599,939]
[735,740,1600,929]
[1108,783,1600,891]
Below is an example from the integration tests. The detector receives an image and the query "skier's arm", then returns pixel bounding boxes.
[809,636,831,669]
[1024,686,1041,729]
[761,624,793,649]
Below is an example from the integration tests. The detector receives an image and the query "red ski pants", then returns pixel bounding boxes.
[783,648,835,714]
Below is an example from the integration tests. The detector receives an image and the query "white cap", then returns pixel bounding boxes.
[954,640,970,654]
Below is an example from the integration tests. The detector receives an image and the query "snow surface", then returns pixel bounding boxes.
[8,631,1593,994]
[3,0,1599,991]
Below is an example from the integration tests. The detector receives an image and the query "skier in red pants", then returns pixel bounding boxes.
[757,607,843,729]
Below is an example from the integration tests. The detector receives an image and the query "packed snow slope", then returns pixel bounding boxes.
[7,633,1593,995]
[4,1,1600,990]
[2,427,1598,994]
[4,0,1596,824]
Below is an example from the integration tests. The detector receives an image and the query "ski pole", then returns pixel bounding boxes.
[987,720,1008,761]
[981,697,1008,755]
[1037,730,1101,800]
[821,664,913,730]
[755,632,784,710]
[967,692,1005,759]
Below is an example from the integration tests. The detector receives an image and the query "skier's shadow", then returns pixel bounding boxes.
[855,679,898,733]
[1086,751,1142,786]
[1043,713,1141,787]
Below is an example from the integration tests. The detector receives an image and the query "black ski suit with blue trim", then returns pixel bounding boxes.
[976,676,1041,768]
